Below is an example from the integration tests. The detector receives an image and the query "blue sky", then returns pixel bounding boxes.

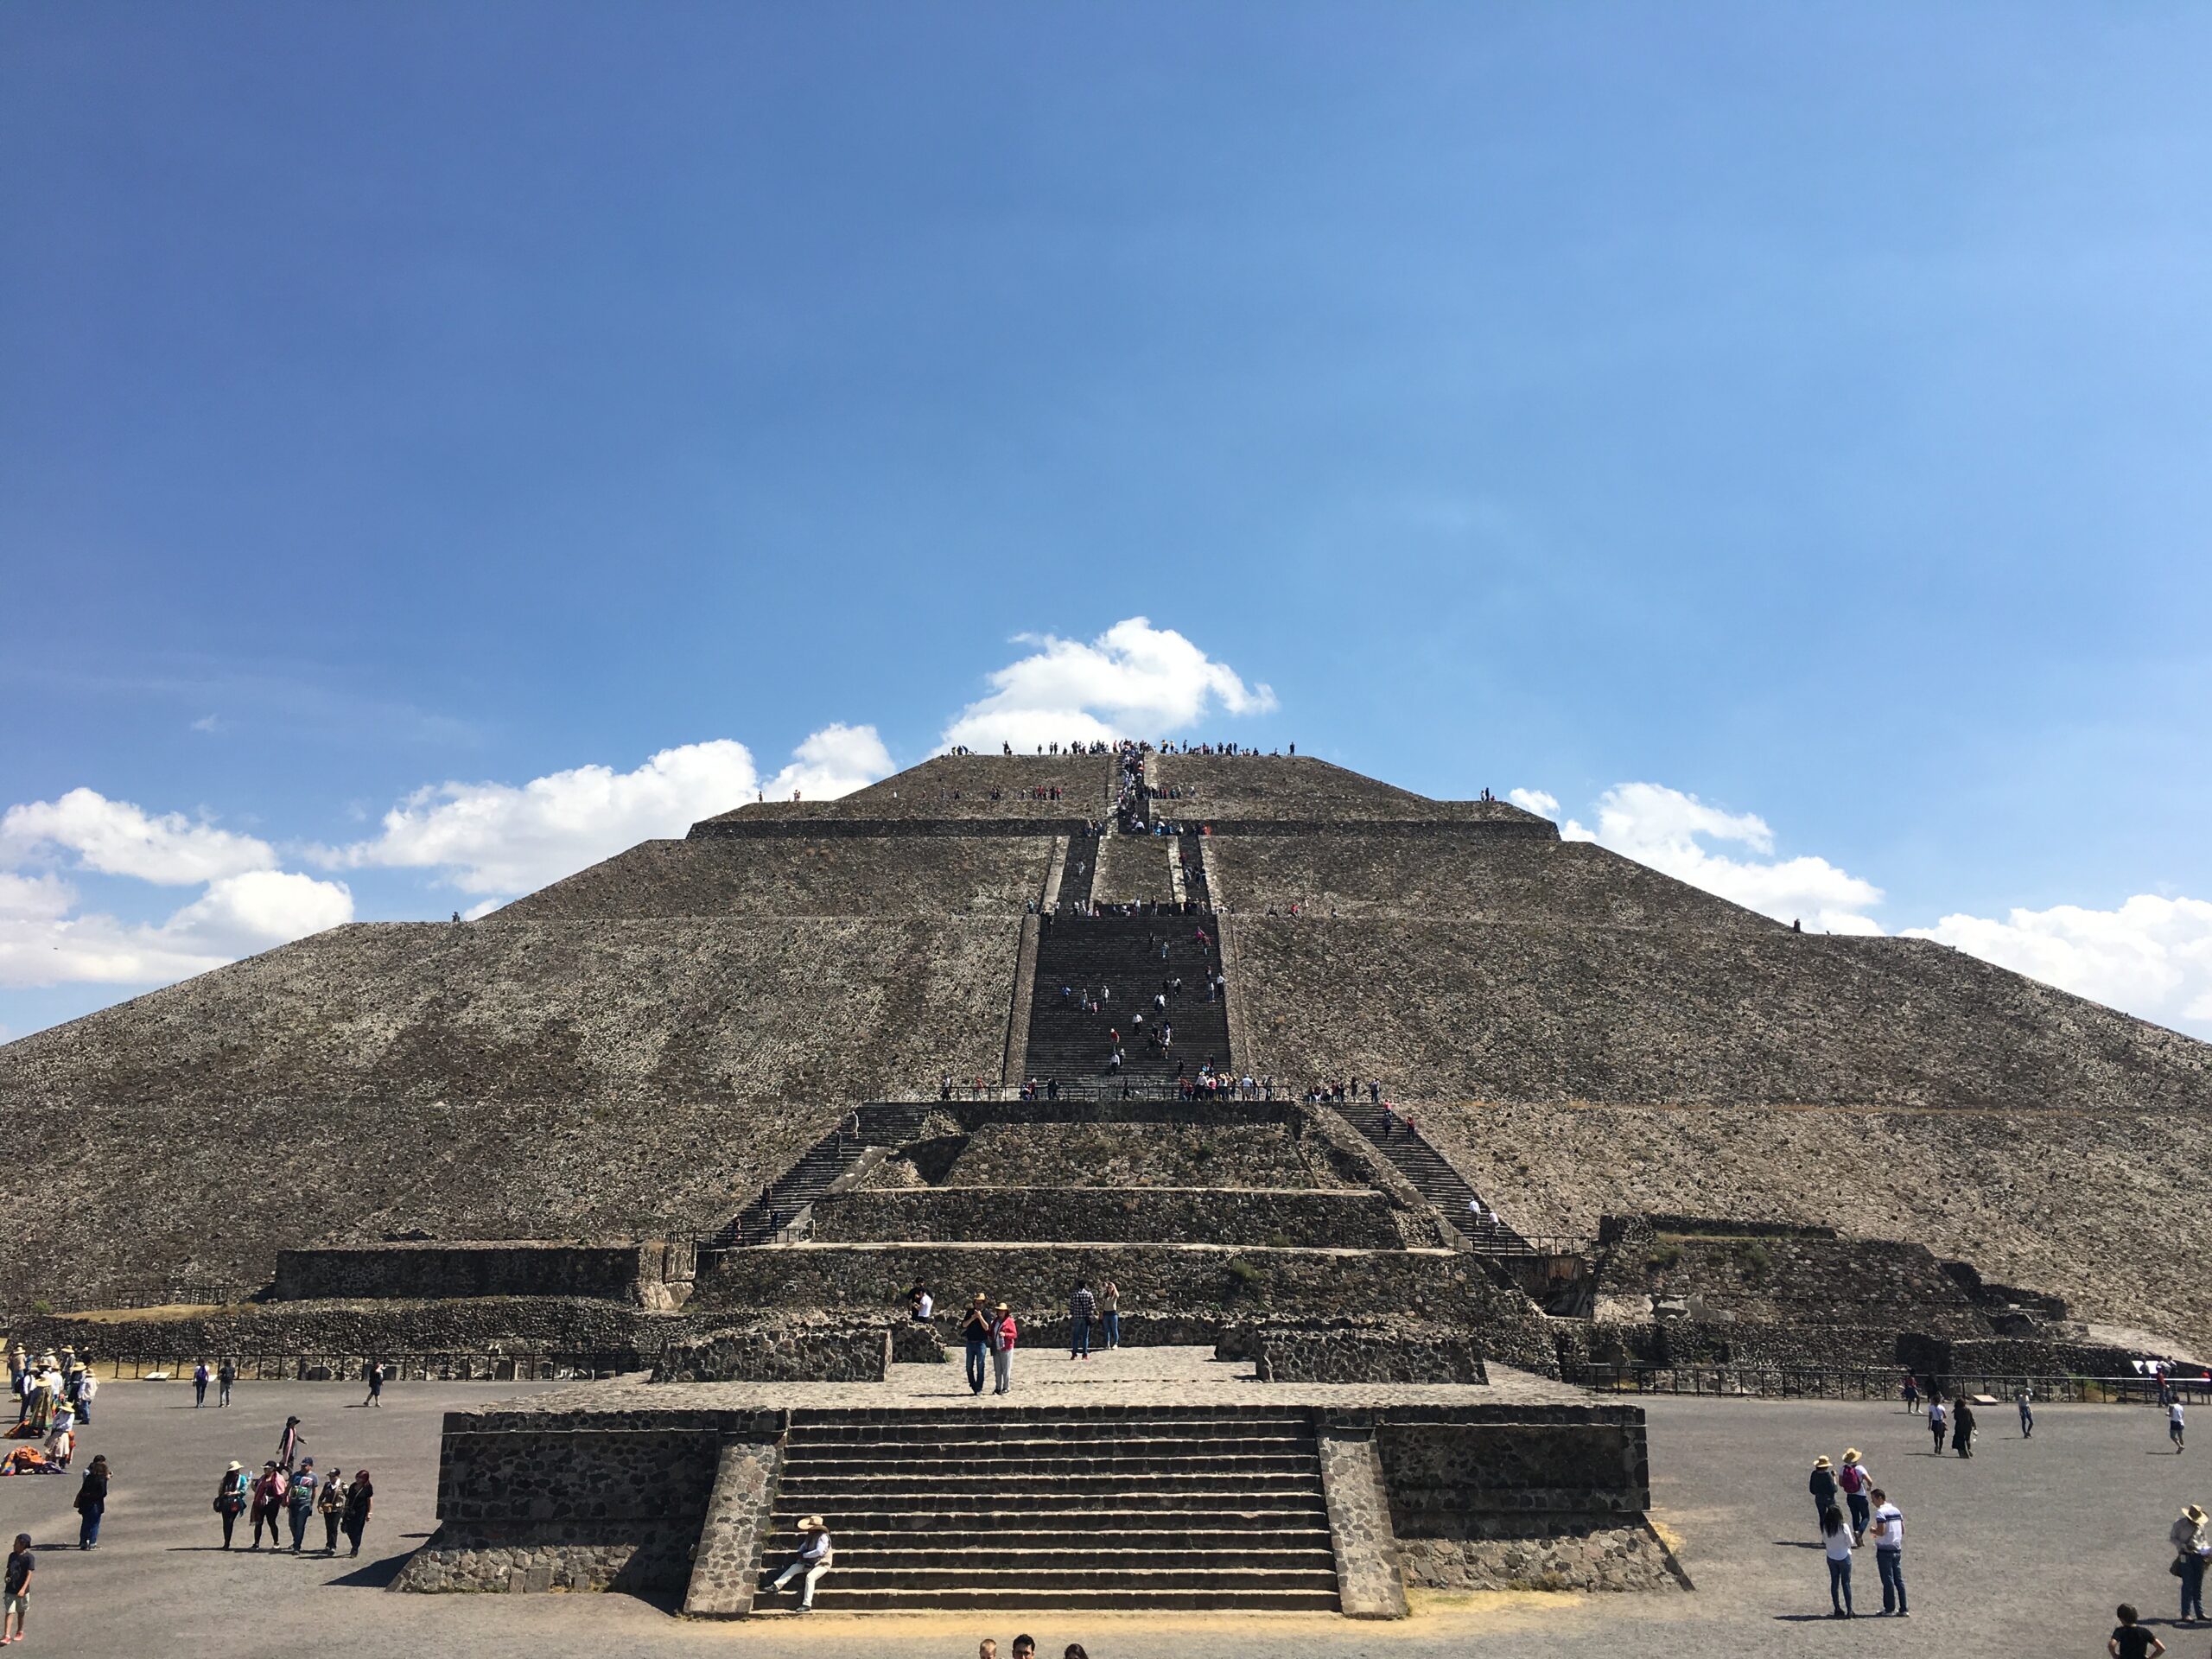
[4,3,2209,1039]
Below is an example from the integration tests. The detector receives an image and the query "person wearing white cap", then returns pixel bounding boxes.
[766,1516,833,1612]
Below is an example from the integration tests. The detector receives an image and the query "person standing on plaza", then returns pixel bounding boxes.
[993,1304,1018,1395]
[1927,1395,1948,1455]
[193,1359,209,1408]
[2,1534,32,1649]
[340,1469,373,1558]
[277,1414,303,1471]
[1808,1455,1838,1535]
[217,1357,236,1408]
[364,1361,384,1408]
[287,1459,319,1553]
[73,1367,94,1427]
[2172,1505,2208,1624]
[2171,1396,2186,1452]
[1069,1281,1096,1360]
[250,1462,287,1549]
[213,1460,249,1549]
[1838,1450,1872,1544]
[1869,1488,1907,1617]
[73,1455,109,1550]
[1100,1280,1121,1350]
[2017,1385,2034,1439]
[1952,1397,1976,1458]
[2109,1604,2165,1658]
[1902,1372,1919,1413]
[1821,1503,1854,1618]
[317,1459,347,1554]
[961,1296,995,1396]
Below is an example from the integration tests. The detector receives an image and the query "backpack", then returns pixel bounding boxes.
[1839,1465,1865,1495]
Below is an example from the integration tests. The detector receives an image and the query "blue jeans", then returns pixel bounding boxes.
[79,1507,102,1548]
[1071,1320,1090,1358]
[2183,1554,2206,1621]
[964,1339,988,1394]
[1847,1492,1870,1536]
[1827,1554,1853,1615]
[1876,1548,1905,1614]
[1103,1312,1121,1348]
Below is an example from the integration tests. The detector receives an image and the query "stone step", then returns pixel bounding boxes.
[790,1412,1310,1436]
[781,1585,1342,1612]
[766,1524,1331,1550]
[777,1475,1326,1501]
[771,1488,1328,1516]
[791,1437,1313,1463]
[780,1451,1318,1478]
[772,1565,1342,1593]
[760,1541,1338,1571]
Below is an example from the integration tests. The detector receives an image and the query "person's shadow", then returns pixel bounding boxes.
[326,1551,410,1589]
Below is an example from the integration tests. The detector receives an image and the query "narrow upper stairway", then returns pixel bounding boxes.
[1352,1111,1531,1254]
[761,1407,1340,1612]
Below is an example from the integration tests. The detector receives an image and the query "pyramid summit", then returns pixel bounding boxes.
[3,745,2209,1352]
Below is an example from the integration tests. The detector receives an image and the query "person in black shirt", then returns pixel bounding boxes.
[2110,1603,2165,1658]
[3,1533,32,1644]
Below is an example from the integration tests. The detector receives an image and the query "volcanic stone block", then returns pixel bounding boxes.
[1317,1423,1409,1618]
[683,1440,786,1618]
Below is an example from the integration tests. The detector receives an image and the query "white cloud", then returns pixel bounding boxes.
[1508,787,1560,819]
[162,870,356,954]
[0,867,352,989]
[1907,896,2212,1037]
[762,722,896,803]
[0,787,275,884]
[191,714,225,734]
[941,618,1275,753]
[1533,781,1887,935]
[316,728,892,893]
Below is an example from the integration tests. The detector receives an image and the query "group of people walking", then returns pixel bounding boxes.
[211,1414,373,1556]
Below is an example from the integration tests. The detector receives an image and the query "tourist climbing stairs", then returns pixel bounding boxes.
[1353,1113,1532,1255]
[761,1407,1340,1611]
[705,1103,932,1255]
[1022,912,1231,1090]
[1060,829,1101,909]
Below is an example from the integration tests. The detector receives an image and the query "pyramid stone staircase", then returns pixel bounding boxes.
[1352,1112,1530,1255]
[756,1407,1341,1612]
[707,1103,933,1253]
[1022,912,1231,1089]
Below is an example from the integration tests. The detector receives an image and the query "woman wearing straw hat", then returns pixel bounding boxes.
[1808,1456,1839,1538]
[2174,1505,2209,1624]
[766,1515,834,1612]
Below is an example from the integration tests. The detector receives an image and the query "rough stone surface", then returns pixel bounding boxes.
[682,1440,785,1617]
[0,917,1020,1312]
[1315,1423,1410,1618]
[1257,1322,1489,1384]
[272,1239,694,1308]
[1395,1516,1687,1593]
[1235,919,2212,1111]
[809,1185,1402,1248]
[938,1120,1350,1190]
[497,836,1054,919]
[1418,1101,2212,1357]
[654,1323,891,1382]
[1090,832,1175,903]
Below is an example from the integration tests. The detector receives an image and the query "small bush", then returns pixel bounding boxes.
[1264,1231,1294,1249]
[1225,1256,1264,1294]
[1645,1243,1681,1271]
[30,1299,53,1317]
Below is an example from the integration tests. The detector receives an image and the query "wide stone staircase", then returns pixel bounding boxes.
[1023,912,1232,1088]
[760,1407,1341,1611]
[1353,1113,1531,1255]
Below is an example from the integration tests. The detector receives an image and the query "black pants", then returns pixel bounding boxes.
[323,1511,342,1552]
[194,1382,207,1406]
[220,1510,238,1547]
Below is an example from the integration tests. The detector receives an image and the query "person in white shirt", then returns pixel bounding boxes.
[767,1516,833,1611]
[1821,1504,1855,1618]
[2171,1398,2187,1452]
[1870,1490,1907,1617]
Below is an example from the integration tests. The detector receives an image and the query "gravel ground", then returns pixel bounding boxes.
[1,1380,2202,1657]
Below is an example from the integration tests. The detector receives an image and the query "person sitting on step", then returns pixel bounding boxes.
[767,1515,833,1613]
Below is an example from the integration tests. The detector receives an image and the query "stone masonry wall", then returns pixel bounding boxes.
[272,1241,694,1307]
[809,1187,1402,1249]
[652,1324,890,1382]
[397,1403,786,1594]
[498,836,1053,920]
[938,1121,1350,1190]
[1256,1323,1488,1384]
[0,915,1019,1313]
[1235,919,2212,1110]
[695,1243,1560,1374]
[1090,833,1175,904]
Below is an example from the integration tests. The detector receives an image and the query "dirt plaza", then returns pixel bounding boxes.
[0,1376,2198,1656]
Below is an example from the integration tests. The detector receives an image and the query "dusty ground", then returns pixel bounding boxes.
[3,1376,2202,1656]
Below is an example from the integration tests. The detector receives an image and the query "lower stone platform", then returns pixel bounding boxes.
[396,1348,1686,1614]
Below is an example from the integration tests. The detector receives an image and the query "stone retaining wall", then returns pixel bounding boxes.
[272,1240,694,1308]
[695,1243,1560,1374]
[809,1187,1402,1249]
[653,1324,890,1383]
[1256,1324,1487,1384]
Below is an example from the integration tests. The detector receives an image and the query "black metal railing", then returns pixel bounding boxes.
[1568,1363,2212,1404]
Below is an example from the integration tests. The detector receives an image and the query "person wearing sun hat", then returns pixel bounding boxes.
[766,1514,834,1611]
[213,1459,250,1549]
[1838,1450,1873,1544]
[1808,1455,1838,1537]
